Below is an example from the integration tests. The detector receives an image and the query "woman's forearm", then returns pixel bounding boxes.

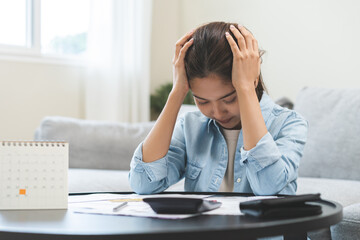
[142,90,186,163]
[237,87,267,150]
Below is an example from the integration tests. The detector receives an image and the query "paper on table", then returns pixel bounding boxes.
[70,201,198,219]
[69,193,212,219]
[203,195,278,215]
[202,196,247,215]
[69,194,277,219]
[68,193,142,204]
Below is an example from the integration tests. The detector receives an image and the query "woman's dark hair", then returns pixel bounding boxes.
[184,22,266,101]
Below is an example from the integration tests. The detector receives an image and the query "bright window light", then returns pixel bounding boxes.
[41,0,90,57]
[0,0,28,46]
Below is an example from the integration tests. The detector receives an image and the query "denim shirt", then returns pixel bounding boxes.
[129,93,308,195]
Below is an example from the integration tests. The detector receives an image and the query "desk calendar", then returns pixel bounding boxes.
[0,141,68,210]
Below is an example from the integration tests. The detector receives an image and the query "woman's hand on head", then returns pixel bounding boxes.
[225,25,261,92]
[171,30,194,98]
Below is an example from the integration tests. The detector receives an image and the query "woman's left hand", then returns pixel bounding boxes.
[225,24,261,91]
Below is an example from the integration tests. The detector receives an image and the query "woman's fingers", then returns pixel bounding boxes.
[172,37,193,95]
[176,38,194,64]
[253,39,259,53]
[229,25,246,51]
[238,25,254,51]
[228,24,259,55]
[173,30,194,64]
[225,32,241,58]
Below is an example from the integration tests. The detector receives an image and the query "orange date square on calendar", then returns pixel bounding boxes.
[19,189,26,195]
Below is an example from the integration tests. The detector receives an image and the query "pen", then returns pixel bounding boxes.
[113,202,128,212]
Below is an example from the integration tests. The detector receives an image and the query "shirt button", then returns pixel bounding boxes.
[236,178,241,183]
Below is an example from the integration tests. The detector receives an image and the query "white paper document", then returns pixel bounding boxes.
[68,193,277,219]
[203,195,278,215]
[69,193,211,219]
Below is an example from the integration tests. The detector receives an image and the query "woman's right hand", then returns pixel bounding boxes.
[171,30,194,98]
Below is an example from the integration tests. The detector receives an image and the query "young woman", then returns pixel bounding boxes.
[129,22,308,195]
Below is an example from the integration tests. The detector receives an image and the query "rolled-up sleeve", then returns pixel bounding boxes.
[240,112,308,195]
[128,118,187,194]
[131,143,168,182]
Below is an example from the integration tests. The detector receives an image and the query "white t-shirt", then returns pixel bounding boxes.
[219,128,240,192]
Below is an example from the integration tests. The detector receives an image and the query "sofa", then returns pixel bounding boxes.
[34,87,360,240]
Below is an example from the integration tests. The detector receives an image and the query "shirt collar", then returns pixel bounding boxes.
[259,92,276,122]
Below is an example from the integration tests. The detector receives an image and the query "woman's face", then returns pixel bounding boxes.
[190,74,241,130]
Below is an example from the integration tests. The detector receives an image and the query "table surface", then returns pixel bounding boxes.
[0,192,343,240]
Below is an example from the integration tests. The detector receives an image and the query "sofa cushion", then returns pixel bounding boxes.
[69,169,132,193]
[294,87,360,181]
[69,169,184,193]
[331,203,360,240]
[34,116,155,170]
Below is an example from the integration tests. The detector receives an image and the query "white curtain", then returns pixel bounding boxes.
[85,0,152,122]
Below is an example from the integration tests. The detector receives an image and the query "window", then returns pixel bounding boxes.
[0,0,29,47]
[0,0,90,61]
[41,0,90,57]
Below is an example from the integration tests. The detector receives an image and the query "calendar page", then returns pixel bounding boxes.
[0,141,68,210]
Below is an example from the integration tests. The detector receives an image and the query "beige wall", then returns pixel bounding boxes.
[150,0,181,94]
[0,60,85,139]
[152,0,360,101]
